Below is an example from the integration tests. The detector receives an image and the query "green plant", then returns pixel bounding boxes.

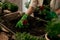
[42,10,58,21]
[46,19,60,40]
[8,3,18,12]
[0,2,2,7]
[2,2,18,12]
[15,32,46,40]
[2,2,8,10]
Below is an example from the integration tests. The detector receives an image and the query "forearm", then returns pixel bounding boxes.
[25,0,37,15]
[26,6,35,15]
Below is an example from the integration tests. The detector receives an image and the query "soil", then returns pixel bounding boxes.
[2,16,46,36]
[0,16,46,40]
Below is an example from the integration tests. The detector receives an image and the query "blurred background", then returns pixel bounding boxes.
[0,0,30,12]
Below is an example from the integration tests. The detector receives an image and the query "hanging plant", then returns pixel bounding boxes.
[2,2,18,12]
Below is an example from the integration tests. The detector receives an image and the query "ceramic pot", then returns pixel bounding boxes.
[45,33,50,40]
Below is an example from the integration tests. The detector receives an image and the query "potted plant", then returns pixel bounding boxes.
[45,19,60,40]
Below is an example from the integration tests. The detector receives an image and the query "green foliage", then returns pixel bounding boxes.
[8,3,18,12]
[42,10,58,21]
[46,19,60,39]
[2,2,9,10]
[2,2,18,12]
[15,32,46,40]
[0,2,2,7]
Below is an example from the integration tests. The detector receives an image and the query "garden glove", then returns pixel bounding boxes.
[16,14,28,28]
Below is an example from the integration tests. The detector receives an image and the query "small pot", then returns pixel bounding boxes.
[45,33,50,40]
[45,33,60,40]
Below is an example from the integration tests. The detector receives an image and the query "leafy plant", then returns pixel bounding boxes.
[8,3,18,12]
[15,32,46,40]
[42,10,58,21]
[2,2,18,12]
[0,2,2,7]
[46,19,60,40]
[0,2,2,15]
[2,2,8,10]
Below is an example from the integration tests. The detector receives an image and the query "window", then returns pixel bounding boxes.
[22,0,30,12]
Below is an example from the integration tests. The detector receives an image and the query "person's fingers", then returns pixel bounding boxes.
[26,7,35,15]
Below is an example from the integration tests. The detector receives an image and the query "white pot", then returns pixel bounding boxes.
[45,33,50,40]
